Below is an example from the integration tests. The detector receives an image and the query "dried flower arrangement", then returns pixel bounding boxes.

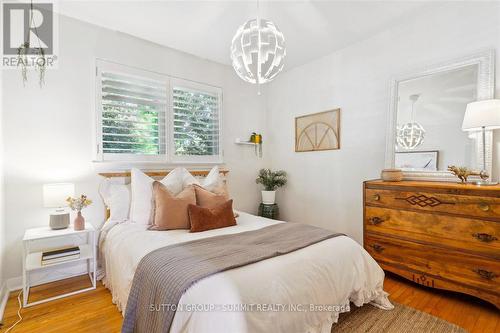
[17,42,46,87]
[66,195,92,212]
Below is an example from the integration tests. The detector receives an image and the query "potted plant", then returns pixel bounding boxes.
[256,169,287,204]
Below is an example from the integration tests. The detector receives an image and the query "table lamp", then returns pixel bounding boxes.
[462,99,500,185]
[43,183,75,229]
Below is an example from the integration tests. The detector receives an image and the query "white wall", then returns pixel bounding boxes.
[266,2,500,242]
[1,14,269,283]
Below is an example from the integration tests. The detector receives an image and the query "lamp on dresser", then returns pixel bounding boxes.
[43,183,75,229]
[462,99,500,185]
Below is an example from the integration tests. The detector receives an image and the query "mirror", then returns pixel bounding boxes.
[386,50,495,181]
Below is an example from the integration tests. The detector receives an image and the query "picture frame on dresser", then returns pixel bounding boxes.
[395,150,439,171]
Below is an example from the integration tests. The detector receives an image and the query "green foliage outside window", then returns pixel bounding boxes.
[102,101,162,154]
[173,89,219,156]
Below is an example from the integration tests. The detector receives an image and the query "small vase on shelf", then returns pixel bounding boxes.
[74,211,85,231]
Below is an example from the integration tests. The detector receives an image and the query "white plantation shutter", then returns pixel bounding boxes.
[96,60,222,163]
[171,80,222,162]
[97,61,167,161]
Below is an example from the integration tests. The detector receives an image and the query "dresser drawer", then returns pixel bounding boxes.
[365,206,499,257]
[365,233,500,293]
[365,188,500,219]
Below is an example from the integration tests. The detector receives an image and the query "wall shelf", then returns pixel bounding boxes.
[235,138,258,146]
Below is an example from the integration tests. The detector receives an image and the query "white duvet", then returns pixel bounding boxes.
[99,212,393,333]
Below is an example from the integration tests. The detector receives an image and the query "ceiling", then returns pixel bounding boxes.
[57,1,435,70]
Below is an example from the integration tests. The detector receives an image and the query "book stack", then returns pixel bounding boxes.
[41,246,80,266]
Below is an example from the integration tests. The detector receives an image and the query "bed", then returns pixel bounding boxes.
[100,214,392,333]
[97,169,392,333]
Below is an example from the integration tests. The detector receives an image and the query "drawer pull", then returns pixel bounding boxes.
[472,233,498,243]
[369,217,385,225]
[473,269,498,280]
[371,244,385,253]
[372,194,380,201]
[478,203,490,212]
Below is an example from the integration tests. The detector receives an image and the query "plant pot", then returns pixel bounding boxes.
[261,190,276,204]
[74,211,85,231]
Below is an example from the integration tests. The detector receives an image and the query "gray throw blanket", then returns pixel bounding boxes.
[122,222,343,333]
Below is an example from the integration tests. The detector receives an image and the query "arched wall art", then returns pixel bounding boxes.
[295,109,341,152]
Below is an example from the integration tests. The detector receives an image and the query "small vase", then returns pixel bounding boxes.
[74,211,85,231]
[261,190,276,204]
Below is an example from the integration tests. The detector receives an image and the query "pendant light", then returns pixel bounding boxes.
[396,94,426,150]
[230,1,286,94]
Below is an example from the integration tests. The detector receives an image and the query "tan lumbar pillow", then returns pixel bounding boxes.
[150,181,196,230]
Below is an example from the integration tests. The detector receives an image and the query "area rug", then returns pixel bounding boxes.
[332,302,466,333]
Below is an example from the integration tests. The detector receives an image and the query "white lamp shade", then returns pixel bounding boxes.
[462,99,500,131]
[43,183,75,208]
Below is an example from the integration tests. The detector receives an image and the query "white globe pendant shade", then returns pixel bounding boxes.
[230,18,286,85]
[396,94,425,150]
[396,122,426,149]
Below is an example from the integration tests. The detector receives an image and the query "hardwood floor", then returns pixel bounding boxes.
[1,276,122,333]
[1,272,498,332]
[383,272,499,332]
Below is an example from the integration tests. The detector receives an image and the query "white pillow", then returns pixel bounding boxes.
[99,179,130,222]
[202,165,223,191]
[178,168,199,187]
[186,166,222,191]
[129,168,185,225]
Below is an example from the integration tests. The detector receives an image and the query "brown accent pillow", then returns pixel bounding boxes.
[150,182,196,230]
[188,200,237,232]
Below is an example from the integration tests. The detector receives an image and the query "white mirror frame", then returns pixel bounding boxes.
[385,49,495,182]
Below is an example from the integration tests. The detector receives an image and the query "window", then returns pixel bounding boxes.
[171,79,221,163]
[96,60,222,163]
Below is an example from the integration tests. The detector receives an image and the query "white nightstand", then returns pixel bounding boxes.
[22,224,97,307]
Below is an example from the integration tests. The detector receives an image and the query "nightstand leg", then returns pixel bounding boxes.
[86,234,92,284]
[22,241,29,307]
[92,230,97,288]
[86,230,90,280]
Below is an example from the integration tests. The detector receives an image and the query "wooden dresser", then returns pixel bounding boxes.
[363,180,500,308]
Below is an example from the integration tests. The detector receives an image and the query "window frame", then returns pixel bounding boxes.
[94,59,223,165]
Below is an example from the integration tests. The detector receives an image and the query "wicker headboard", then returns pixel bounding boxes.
[99,169,229,220]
